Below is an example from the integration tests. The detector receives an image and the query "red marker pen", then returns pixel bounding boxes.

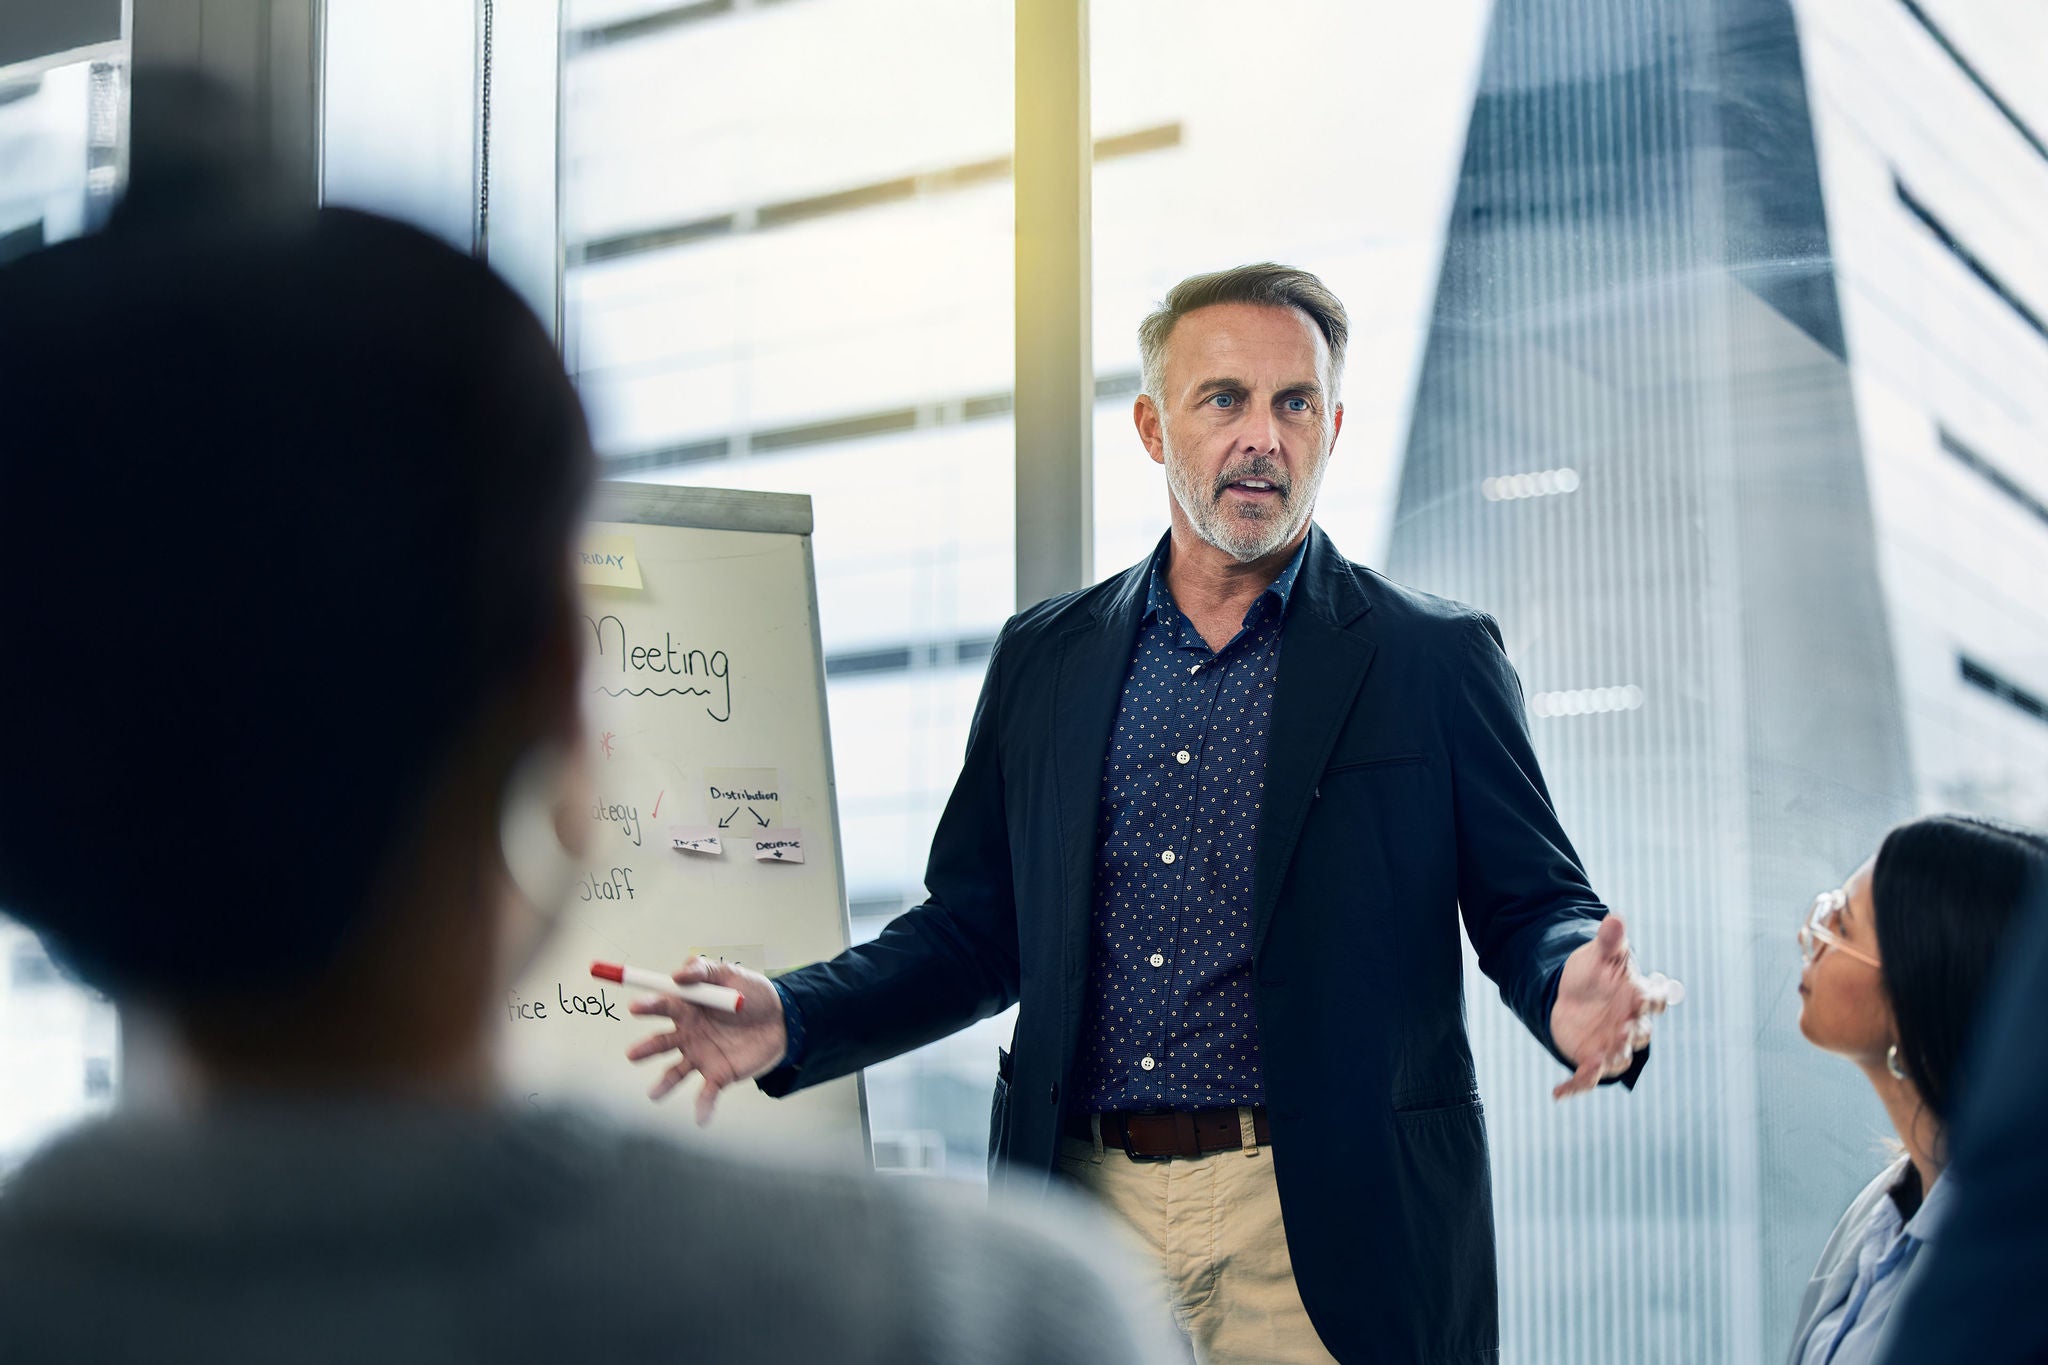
[590,961,744,1013]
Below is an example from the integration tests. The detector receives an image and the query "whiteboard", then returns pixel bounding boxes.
[496,482,867,1165]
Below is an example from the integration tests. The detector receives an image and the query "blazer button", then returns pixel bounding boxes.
[1047,1082,1059,1105]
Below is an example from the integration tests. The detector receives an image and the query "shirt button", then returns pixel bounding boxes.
[1160,849,1176,865]
[1140,1056,1156,1072]
[1149,952,1165,967]
[1188,664,1200,675]
[1175,749,1191,764]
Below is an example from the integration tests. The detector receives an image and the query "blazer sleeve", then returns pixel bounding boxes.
[1449,610,1634,1079]
[758,624,1023,1097]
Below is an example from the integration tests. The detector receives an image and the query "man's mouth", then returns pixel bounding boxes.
[1222,477,1283,498]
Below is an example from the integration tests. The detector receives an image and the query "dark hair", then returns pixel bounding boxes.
[107,68,294,233]
[1137,262,1350,401]
[1872,814,2048,1125]
[0,207,593,1000]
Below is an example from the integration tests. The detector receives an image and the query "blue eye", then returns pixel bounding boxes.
[1286,397,1310,412]
[1210,393,1236,408]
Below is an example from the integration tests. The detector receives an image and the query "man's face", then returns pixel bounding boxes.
[1137,301,1343,564]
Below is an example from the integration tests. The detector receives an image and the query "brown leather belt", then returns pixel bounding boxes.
[1066,1106,1272,1161]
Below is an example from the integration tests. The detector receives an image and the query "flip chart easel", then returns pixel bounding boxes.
[497,482,867,1165]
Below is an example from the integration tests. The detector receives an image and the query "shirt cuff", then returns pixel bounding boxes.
[772,978,807,1071]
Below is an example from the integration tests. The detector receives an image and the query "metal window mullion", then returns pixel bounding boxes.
[1013,0,1092,609]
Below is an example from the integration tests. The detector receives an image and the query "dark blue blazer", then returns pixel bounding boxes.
[765,526,1627,1363]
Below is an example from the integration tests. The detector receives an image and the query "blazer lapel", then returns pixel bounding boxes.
[1252,528,1377,959]
[1050,560,1149,1010]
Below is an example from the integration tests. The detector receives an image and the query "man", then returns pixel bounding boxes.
[629,264,1677,1364]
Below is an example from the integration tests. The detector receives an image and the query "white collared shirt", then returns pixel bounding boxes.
[1797,1159,1954,1365]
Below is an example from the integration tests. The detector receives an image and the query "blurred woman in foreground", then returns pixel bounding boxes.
[0,201,1174,1363]
[1787,814,2048,1365]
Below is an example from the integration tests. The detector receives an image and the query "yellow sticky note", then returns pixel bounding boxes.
[577,534,644,590]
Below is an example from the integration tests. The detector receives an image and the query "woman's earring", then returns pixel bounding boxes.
[1886,1044,1909,1081]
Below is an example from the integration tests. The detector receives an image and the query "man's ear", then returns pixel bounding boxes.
[1134,394,1166,466]
[1330,400,1344,449]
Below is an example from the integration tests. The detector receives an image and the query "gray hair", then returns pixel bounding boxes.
[1137,262,1349,404]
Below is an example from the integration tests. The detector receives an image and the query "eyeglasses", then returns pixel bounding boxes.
[1799,889,1881,969]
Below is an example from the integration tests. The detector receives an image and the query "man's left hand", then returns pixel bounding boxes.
[1548,914,1683,1100]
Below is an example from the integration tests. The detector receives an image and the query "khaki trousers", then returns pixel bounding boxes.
[1056,1115,1339,1365]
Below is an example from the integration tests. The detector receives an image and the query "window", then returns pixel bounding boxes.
[557,0,1019,1176]
[1,917,120,1171]
[1942,428,2048,530]
[37,2,2038,1354]
[0,42,123,245]
[1895,0,2048,166]
[1089,1,2048,1359]
[545,11,2048,1349]
[9,942,59,989]
[1895,177,2048,344]
[1962,657,2048,728]
[0,18,128,1176]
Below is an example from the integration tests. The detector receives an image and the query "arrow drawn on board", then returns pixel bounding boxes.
[717,807,742,830]
[748,806,769,828]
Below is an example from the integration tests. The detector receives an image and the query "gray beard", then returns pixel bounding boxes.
[1164,447,1323,563]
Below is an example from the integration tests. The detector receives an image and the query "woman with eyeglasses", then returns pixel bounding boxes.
[1786,814,2048,1365]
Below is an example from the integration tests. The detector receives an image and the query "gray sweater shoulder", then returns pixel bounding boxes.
[579,1127,1183,1365]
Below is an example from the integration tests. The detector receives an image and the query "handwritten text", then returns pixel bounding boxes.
[584,615,731,723]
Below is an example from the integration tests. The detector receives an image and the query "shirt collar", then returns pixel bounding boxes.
[1903,1169,1955,1245]
[1143,530,1311,627]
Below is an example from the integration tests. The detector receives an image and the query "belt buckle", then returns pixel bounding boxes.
[1120,1114,1173,1163]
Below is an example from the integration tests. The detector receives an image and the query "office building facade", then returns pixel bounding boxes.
[1388,0,2048,1358]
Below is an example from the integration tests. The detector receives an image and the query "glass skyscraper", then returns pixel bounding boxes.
[1391,0,2048,1358]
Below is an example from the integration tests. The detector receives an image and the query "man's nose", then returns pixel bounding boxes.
[1240,405,1282,454]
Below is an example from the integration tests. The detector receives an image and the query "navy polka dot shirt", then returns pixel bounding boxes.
[1074,533,1307,1114]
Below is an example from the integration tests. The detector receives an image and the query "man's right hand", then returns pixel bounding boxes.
[624,956,787,1125]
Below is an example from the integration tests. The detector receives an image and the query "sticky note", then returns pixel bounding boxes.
[670,826,722,855]
[753,829,805,863]
[707,767,781,831]
[577,534,644,590]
